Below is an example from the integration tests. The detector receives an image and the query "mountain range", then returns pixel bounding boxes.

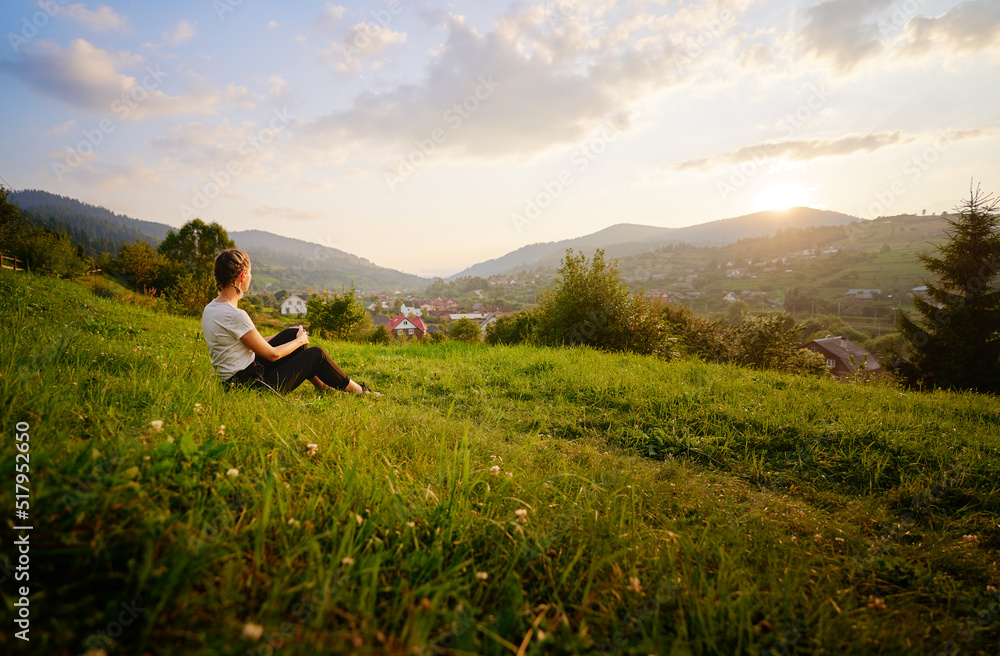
[11,189,864,291]
[447,208,860,280]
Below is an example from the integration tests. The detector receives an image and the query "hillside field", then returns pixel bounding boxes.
[1,270,998,655]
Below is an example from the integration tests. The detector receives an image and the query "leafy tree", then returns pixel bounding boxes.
[533,249,674,357]
[157,219,235,283]
[156,219,235,314]
[306,286,368,340]
[449,317,484,344]
[893,186,1000,392]
[116,239,163,290]
[0,186,21,245]
[165,272,216,316]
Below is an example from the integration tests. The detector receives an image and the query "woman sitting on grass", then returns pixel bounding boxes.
[202,249,379,397]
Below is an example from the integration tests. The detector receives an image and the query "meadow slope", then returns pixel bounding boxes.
[1,270,998,656]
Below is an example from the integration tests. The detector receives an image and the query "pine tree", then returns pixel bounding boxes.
[894,185,1000,393]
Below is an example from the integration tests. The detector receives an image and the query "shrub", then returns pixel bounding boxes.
[367,324,393,345]
[449,318,484,344]
[533,249,675,357]
[485,311,535,345]
[306,286,368,341]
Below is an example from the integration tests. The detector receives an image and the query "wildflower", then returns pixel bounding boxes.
[216,425,225,437]
[506,472,513,479]
[627,577,642,594]
[306,443,318,456]
[194,403,203,412]
[490,465,500,476]
[288,518,301,528]
[866,596,887,610]
[149,420,163,433]
[406,521,415,528]
[226,468,239,478]
[341,556,355,566]
[963,534,980,545]
[356,514,364,526]
[475,571,489,580]
[515,508,528,524]
[987,585,997,593]
[242,623,264,641]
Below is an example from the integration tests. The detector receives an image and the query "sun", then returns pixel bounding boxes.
[756,184,808,212]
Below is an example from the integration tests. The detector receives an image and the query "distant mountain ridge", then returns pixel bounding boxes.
[10,189,429,290]
[448,208,860,280]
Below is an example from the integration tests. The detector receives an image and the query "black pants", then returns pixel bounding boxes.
[227,328,351,394]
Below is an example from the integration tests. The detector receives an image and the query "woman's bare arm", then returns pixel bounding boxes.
[240,326,309,362]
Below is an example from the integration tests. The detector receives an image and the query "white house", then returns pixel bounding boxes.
[400,302,423,318]
[280,295,308,316]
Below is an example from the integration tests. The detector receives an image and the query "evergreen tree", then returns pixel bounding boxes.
[893,185,1000,393]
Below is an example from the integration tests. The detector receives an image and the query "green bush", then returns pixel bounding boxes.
[485,311,535,345]
[367,324,393,345]
[532,249,675,357]
[449,317,483,344]
[306,285,368,340]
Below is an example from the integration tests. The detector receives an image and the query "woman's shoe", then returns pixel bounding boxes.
[359,382,382,398]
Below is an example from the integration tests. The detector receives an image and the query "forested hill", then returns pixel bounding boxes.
[9,189,429,290]
[12,189,173,255]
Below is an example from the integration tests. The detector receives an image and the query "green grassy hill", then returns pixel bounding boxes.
[1,270,998,655]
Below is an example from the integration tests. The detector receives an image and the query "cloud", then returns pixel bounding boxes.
[267,20,278,29]
[59,3,131,33]
[148,119,287,181]
[0,39,218,119]
[252,205,326,221]
[48,119,77,135]
[225,83,257,110]
[669,131,911,171]
[902,0,1000,55]
[321,22,407,72]
[267,75,289,98]
[295,3,742,164]
[796,0,895,74]
[72,156,164,189]
[164,19,197,46]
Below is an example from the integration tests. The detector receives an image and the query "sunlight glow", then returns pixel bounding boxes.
[756,184,808,212]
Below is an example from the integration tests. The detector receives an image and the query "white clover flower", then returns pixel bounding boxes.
[475,571,489,580]
[226,468,239,478]
[149,420,163,433]
[490,465,500,476]
[241,623,264,640]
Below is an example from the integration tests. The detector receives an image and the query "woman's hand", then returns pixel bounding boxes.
[296,325,310,346]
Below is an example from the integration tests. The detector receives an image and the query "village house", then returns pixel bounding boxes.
[399,302,422,318]
[803,336,883,381]
[386,315,426,340]
[280,295,308,316]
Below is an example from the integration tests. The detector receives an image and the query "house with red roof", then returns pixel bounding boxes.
[386,315,426,340]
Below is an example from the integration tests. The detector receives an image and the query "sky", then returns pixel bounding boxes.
[1,0,998,277]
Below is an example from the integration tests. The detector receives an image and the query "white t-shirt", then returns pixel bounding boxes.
[201,300,256,381]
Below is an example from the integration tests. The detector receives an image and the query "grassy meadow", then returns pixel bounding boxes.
[1,269,999,655]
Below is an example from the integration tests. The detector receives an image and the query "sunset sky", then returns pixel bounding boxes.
[1,0,998,276]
